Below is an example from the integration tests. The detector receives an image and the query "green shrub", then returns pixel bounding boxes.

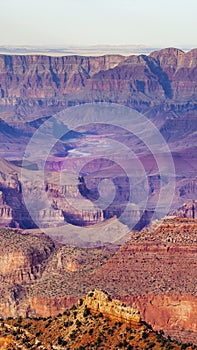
[79,298,83,306]
[63,310,70,316]
[71,304,77,310]
[96,336,102,345]
[142,331,148,340]
[76,319,82,327]
[83,305,90,317]
[89,328,93,335]
[64,320,73,327]
[123,340,128,347]
[107,328,114,335]
[117,342,123,348]
[17,316,22,324]
[70,330,77,340]
[57,336,67,346]
[24,323,32,329]
[127,345,133,350]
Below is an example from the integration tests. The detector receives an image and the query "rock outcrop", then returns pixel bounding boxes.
[0,218,197,343]
[125,293,197,344]
[0,229,55,284]
[0,159,106,228]
[150,48,197,100]
[1,290,191,350]
[172,199,197,219]
[84,290,141,325]
[0,191,13,227]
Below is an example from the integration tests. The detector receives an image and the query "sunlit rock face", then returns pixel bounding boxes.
[0,218,197,344]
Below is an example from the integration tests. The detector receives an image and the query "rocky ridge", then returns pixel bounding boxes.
[0,290,196,350]
[0,48,196,103]
[0,218,197,343]
[0,48,196,129]
[172,199,197,219]
[0,54,125,99]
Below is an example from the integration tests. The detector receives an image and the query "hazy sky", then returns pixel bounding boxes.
[0,0,196,48]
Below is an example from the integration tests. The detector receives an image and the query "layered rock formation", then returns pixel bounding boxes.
[0,47,197,347]
[0,48,196,130]
[1,290,192,350]
[149,48,197,100]
[0,48,197,232]
[84,290,141,325]
[172,199,197,219]
[0,158,106,229]
[0,54,125,99]
[0,159,36,228]
[0,48,196,104]
[90,218,197,343]
[0,229,55,284]
[0,190,13,227]
[0,218,197,344]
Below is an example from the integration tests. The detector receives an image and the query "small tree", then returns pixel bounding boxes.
[83,305,90,317]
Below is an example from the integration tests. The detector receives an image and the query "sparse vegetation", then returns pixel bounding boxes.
[0,290,196,350]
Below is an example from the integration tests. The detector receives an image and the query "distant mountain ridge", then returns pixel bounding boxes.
[0,47,196,139]
[0,48,196,102]
[0,44,160,56]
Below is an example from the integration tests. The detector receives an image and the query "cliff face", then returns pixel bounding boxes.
[0,229,55,284]
[84,290,141,325]
[0,218,197,344]
[1,153,197,234]
[125,293,197,344]
[0,159,106,228]
[0,191,13,227]
[88,54,166,99]
[0,48,196,120]
[0,49,196,103]
[80,48,197,108]
[0,48,197,344]
[150,48,197,100]
[1,291,190,350]
[0,230,115,318]
[89,218,197,343]
[0,54,125,98]
[172,199,197,219]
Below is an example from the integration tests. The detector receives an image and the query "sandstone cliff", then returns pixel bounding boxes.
[0,54,125,99]
[172,199,197,219]
[1,290,192,349]
[0,48,196,104]
[84,290,141,325]
[0,229,55,284]
[0,218,197,344]
[0,48,196,128]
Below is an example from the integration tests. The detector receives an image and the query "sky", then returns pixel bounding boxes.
[0,0,196,48]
